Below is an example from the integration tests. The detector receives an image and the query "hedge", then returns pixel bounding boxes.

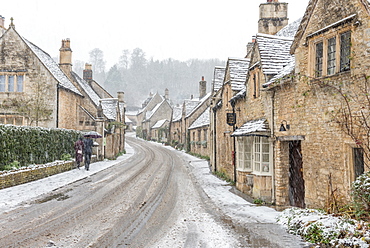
[0,124,81,169]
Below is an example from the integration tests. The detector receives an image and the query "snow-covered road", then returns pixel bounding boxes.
[0,134,308,247]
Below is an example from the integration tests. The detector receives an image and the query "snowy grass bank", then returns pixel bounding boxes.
[277,208,370,247]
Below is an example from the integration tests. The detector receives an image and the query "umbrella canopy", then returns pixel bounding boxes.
[84,131,102,138]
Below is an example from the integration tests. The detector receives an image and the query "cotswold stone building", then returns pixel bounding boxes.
[0,18,125,159]
[219,0,370,209]
[263,0,370,208]
[136,91,172,141]
[169,77,211,154]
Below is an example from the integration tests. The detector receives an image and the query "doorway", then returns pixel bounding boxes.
[289,140,305,208]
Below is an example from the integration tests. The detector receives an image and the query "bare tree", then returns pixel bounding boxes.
[2,80,53,126]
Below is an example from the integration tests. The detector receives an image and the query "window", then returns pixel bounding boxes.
[353,148,364,179]
[315,42,323,77]
[0,75,5,92]
[8,75,14,92]
[0,114,25,125]
[17,75,23,92]
[312,31,351,77]
[237,137,252,171]
[340,31,351,72]
[327,37,336,75]
[237,136,270,174]
[0,74,24,92]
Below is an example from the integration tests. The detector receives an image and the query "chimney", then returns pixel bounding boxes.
[83,63,93,81]
[246,36,256,59]
[199,76,207,99]
[258,0,288,35]
[117,91,125,103]
[59,39,72,73]
[164,88,169,100]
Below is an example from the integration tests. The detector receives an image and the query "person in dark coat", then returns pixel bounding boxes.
[74,137,84,169]
[83,137,94,171]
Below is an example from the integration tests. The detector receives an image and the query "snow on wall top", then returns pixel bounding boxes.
[213,66,226,92]
[152,119,168,129]
[263,56,295,87]
[231,118,270,136]
[256,33,294,75]
[23,39,82,96]
[189,107,210,130]
[226,58,250,91]
[276,18,302,38]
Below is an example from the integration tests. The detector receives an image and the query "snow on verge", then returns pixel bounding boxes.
[277,208,370,247]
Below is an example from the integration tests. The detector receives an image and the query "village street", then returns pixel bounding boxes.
[0,133,308,248]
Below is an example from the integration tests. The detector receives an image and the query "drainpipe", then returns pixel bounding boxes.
[271,90,276,204]
[56,86,59,128]
[213,107,217,172]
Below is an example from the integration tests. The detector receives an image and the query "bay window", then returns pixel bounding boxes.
[237,136,271,175]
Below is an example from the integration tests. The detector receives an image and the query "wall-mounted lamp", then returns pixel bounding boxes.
[279,120,290,132]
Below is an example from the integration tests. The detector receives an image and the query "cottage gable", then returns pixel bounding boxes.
[224,58,250,92]
[291,0,370,54]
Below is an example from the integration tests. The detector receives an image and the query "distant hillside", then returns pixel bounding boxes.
[103,53,225,107]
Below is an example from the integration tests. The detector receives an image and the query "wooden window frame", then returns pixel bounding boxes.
[310,28,352,78]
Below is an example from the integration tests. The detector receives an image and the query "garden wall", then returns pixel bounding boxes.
[0,160,74,189]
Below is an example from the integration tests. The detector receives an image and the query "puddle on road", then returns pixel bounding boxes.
[35,190,71,204]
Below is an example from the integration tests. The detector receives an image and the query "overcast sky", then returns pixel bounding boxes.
[1,0,310,69]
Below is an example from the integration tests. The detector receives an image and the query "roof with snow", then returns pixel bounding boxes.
[231,119,270,137]
[263,56,295,88]
[255,33,294,76]
[145,99,170,121]
[186,92,211,118]
[184,98,201,117]
[152,119,169,129]
[213,66,226,92]
[172,105,183,122]
[226,58,250,91]
[72,72,119,120]
[275,18,302,38]
[100,98,119,120]
[189,107,210,130]
[23,39,82,96]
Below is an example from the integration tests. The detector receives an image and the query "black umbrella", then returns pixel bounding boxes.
[84,131,102,138]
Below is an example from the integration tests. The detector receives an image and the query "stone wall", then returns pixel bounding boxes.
[0,161,74,189]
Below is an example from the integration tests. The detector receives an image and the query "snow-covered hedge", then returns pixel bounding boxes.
[277,208,370,247]
[0,124,81,168]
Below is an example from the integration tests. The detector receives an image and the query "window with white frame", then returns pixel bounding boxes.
[0,74,24,92]
[237,136,271,174]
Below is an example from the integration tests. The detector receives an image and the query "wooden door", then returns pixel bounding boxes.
[289,141,305,208]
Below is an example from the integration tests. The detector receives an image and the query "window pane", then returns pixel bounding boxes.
[17,75,24,92]
[262,163,270,173]
[0,75,5,92]
[327,37,336,75]
[340,31,351,72]
[244,137,252,170]
[315,42,323,77]
[8,75,14,92]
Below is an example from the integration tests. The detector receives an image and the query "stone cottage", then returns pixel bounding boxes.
[169,77,211,153]
[262,0,370,208]
[136,90,172,140]
[0,18,125,159]
[209,57,250,180]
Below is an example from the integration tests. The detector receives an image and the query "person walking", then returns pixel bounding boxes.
[74,137,84,169]
[83,137,94,171]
